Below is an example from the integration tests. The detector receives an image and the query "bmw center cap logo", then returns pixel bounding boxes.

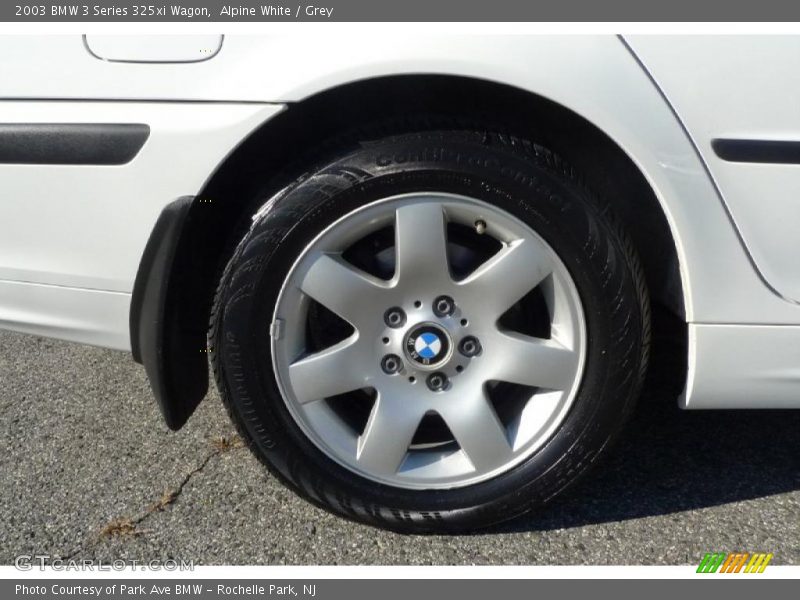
[406,324,451,366]
[415,332,442,360]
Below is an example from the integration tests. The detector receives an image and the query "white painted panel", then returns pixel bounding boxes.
[0,280,131,350]
[684,323,800,409]
[0,101,283,292]
[628,35,800,302]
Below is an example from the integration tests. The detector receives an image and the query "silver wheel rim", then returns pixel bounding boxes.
[272,193,586,489]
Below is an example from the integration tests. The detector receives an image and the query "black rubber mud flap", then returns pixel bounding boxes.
[130,196,208,430]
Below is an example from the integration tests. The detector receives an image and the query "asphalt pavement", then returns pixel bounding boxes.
[1,318,799,565]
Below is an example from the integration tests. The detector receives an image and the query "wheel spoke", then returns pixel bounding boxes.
[439,389,513,472]
[489,331,580,391]
[288,336,370,404]
[356,394,424,476]
[300,253,388,327]
[458,238,551,317]
[394,203,452,286]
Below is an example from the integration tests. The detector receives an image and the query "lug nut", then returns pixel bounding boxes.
[381,354,403,375]
[433,295,455,317]
[384,307,406,328]
[426,372,449,392]
[459,336,481,357]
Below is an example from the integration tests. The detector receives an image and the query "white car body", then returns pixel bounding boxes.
[2,34,800,410]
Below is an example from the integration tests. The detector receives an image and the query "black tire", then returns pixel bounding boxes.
[210,128,650,533]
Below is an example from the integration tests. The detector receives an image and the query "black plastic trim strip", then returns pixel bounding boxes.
[0,123,149,165]
[130,196,208,431]
[712,138,800,164]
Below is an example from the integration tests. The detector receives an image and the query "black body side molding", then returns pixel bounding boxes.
[130,196,208,430]
[712,138,800,164]
[0,123,150,165]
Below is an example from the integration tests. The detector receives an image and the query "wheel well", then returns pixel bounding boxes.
[164,74,685,424]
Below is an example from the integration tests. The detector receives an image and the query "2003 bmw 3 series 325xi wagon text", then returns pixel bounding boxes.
[2,34,800,532]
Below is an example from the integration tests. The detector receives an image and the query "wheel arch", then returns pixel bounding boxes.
[140,74,686,429]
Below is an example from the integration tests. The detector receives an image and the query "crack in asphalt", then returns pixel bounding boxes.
[60,437,245,561]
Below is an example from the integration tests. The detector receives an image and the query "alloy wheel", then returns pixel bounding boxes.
[271,193,586,489]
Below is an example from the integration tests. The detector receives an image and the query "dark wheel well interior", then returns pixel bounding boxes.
[161,74,685,424]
